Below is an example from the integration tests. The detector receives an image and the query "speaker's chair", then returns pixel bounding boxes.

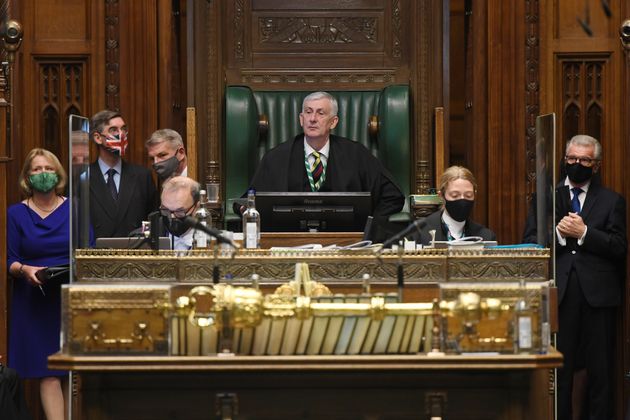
[224,86,411,228]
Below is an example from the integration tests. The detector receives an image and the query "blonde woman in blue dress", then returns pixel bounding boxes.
[7,148,70,420]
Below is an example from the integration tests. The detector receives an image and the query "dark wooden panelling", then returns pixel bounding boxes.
[33,0,89,43]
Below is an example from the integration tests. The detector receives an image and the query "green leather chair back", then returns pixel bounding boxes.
[225,86,410,224]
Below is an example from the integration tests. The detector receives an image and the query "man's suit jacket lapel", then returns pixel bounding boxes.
[116,161,137,219]
[580,183,600,221]
[556,184,571,218]
[90,162,117,222]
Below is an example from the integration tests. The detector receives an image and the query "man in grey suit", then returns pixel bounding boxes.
[89,110,157,238]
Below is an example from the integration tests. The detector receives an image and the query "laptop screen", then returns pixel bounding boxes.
[94,236,171,250]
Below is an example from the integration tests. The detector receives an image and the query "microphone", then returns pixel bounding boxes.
[149,211,163,251]
[183,216,240,249]
[381,218,427,249]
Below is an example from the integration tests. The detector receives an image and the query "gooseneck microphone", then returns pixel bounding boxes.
[183,216,240,249]
[381,218,427,249]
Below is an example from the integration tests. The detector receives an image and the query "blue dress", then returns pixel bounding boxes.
[7,199,69,378]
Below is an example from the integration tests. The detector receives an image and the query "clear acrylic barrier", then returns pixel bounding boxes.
[69,115,91,274]
[534,113,556,279]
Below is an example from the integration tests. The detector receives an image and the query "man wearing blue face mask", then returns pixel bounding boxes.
[411,165,495,245]
[159,176,200,250]
[523,134,627,420]
[146,128,188,181]
[89,110,158,238]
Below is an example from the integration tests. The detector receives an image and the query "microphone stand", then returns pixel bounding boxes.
[212,244,220,284]
[396,241,405,302]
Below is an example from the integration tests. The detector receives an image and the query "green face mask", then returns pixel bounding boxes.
[29,172,59,193]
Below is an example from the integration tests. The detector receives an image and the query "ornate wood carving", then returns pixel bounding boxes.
[233,0,245,60]
[560,58,606,144]
[524,0,540,198]
[239,69,396,86]
[105,0,120,111]
[258,17,378,45]
[40,61,85,160]
[391,0,402,58]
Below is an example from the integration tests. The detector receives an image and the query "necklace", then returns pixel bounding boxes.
[29,196,60,213]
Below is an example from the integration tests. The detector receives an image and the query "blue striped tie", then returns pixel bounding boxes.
[571,187,582,213]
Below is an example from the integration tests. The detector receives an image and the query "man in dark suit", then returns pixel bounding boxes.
[89,110,157,238]
[523,134,627,420]
[243,91,404,218]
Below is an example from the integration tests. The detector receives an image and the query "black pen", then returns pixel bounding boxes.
[38,284,45,296]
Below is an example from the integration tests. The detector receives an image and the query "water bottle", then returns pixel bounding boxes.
[193,189,211,249]
[243,188,260,249]
[514,280,533,353]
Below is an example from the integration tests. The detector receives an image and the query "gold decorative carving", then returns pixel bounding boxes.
[258,17,377,44]
[62,285,171,354]
[75,248,550,284]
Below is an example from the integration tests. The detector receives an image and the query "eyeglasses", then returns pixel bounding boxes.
[101,127,128,137]
[159,203,195,219]
[565,155,598,167]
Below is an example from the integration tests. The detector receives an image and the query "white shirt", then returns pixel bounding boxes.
[442,210,466,240]
[172,228,194,251]
[304,138,330,169]
[556,176,590,246]
[98,157,122,192]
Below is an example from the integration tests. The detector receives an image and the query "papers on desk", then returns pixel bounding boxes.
[270,240,378,252]
[432,236,497,250]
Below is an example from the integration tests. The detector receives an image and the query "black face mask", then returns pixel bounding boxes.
[153,155,180,180]
[565,162,593,185]
[163,215,189,237]
[444,199,474,222]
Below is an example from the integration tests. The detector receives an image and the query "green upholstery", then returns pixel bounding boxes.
[224,86,411,226]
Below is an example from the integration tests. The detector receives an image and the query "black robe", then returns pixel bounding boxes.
[247,134,405,217]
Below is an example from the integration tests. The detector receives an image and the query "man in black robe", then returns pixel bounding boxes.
[244,91,404,218]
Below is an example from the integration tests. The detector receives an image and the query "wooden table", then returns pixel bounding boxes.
[50,350,562,419]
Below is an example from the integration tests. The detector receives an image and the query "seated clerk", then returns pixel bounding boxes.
[159,176,200,250]
[412,165,496,245]
[237,91,404,218]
